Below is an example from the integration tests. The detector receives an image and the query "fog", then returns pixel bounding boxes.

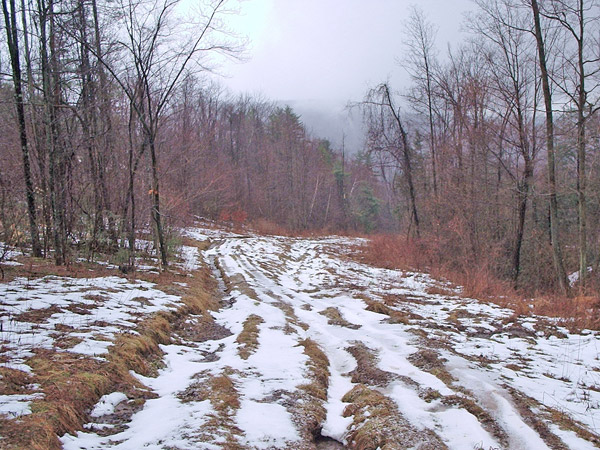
[214,0,474,150]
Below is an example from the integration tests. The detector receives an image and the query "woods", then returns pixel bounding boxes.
[1,0,600,296]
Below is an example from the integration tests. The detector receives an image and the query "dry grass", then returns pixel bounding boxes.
[442,395,509,447]
[0,255,117,284]
[180,371,240,412]
[506,386,584,449]
[236,314,264,360]
[407,349,455,387]
[342,384,446,450]
[359,234,600,331]
[0,239,221,449]
[0,367,35,395]
[362,297,418,325]
[298,339,329,400]
[291,339,329,443]
[425,286,456,297]
[346,344,393,387]
[319,307,360,329]
[13,305,63,323]
[178,369,243,448]
[0,349,142,450]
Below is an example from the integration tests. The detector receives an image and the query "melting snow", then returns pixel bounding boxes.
[3,225,599,449]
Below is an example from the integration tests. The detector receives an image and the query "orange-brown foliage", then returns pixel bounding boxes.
[360,234,600,330]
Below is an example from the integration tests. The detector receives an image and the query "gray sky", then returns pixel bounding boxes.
[213,0,474,150]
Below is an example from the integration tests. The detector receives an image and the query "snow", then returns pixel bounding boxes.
[177,245,201,271]
[0,275,180,422]
[237,401,299,448]
[0,393,41,417]
[568,266,593,286]
[5,225,600,448]
[0,276,180,362]
[62,344,215,449]
[90,392,128,418]
[199,229,600,448]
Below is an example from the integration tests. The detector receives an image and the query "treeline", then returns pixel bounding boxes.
[2,0,600,296]
[360,0,600,295]
[0,0,390,271]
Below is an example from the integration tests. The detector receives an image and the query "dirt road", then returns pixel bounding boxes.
[62,229,600,449]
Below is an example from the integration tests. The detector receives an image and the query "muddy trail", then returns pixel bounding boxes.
[54,228,600,449]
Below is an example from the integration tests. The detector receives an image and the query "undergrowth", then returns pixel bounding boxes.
[359,234,600,331]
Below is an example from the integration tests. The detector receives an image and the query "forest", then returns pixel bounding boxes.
[1,0,600,298]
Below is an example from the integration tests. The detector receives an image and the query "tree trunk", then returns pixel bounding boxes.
[77,0,102,258]
[576,0,587,291]
[513,157,533,284]
[531,0,570,295]
[2,0,42,257]
[91,0,117,247]
[382,84,420,237]
[148,131,168,267]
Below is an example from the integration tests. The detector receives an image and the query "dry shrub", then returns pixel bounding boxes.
[435,263,514,301]
[361,233,512,300]
[360,234,600,330]
[249,218,290,236]
[249,218,336,239]
[532,294,600,330]
[359,234,429,271]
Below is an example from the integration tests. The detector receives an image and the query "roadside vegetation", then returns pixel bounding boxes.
[360,234,600,331]
[0,239,219,449]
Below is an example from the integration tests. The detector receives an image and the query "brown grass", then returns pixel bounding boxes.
[407,349,455,386]
[291,339,329,443]
[0,367,35,395]
[0,348,142,450]
[442,395,509,447]
[346,344,393,387]
[0,255,117,284]
[298,338,330,401]
[359,234,600,331]
[363,297,419,325]
[319,307,361,329]
[506,386,583,449]
[0,239,221,449]
[342,384,446,450]
[236,314,264,360]
[178,369,243,448]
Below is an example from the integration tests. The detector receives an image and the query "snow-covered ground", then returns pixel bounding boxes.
[2,226,600,449]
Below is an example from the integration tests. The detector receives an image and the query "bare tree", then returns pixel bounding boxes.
[2,0,43,257]
[541,0,600,291]
[473,0,540,284]
[91,0,238,267]
[362,83,420,237]
[530,0,571,294]
[404,6,440,198]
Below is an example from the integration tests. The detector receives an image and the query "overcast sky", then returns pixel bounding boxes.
[213,0,474,150]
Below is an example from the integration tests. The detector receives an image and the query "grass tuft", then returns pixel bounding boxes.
[236,314,264,360]
[342,384,446,450]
